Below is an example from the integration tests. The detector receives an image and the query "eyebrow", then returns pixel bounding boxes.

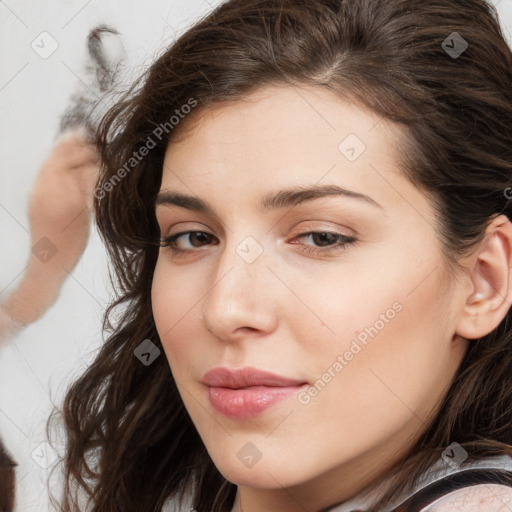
[155,184,382,214]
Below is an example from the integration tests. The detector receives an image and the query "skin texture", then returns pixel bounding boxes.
[151,84,512,512]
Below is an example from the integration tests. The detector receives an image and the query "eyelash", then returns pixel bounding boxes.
[159,230,357,256]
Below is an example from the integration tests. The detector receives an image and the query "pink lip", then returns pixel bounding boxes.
[201,367,308,419]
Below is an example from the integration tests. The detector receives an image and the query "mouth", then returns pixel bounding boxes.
[206,385,308,419]
[201,367,308,419]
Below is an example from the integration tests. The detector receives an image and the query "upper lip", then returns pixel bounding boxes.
[201,367,307,389]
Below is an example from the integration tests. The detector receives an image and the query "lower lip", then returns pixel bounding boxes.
[208,385,306,419]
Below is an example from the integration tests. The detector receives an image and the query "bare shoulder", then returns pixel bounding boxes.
[425,484,512,512]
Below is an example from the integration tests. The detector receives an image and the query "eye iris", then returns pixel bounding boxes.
[312,232,338,246]
[190,232,211,246]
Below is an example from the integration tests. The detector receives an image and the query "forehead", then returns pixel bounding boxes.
[159,84,425,217]
[164,84,400,170]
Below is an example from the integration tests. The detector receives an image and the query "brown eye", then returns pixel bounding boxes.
[160,231,218,253]
[290,231,357,255]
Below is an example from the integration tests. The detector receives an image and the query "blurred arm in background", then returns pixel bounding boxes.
[0,131,99,345]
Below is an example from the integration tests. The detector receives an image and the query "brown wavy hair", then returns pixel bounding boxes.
[48,0,512,511]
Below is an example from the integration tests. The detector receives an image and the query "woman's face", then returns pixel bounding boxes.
[151,84,469,508]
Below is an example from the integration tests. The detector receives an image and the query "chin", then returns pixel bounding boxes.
[225,469,296,489]
[212,454,312,490]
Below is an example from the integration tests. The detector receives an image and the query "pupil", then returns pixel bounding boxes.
[313,232,336,246]
[191,232,209,246]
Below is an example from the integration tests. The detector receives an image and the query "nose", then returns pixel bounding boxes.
[201,241,279,343]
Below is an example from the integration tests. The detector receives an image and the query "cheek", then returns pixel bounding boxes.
[151,262,203,371]
[292,239,452,387]
[300,263,455,433]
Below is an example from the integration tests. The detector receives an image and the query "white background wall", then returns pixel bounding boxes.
[0,1,511,511]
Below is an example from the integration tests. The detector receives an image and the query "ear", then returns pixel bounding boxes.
[456,214,512,340]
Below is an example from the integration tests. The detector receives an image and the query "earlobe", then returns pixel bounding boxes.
[456,214,512,340]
